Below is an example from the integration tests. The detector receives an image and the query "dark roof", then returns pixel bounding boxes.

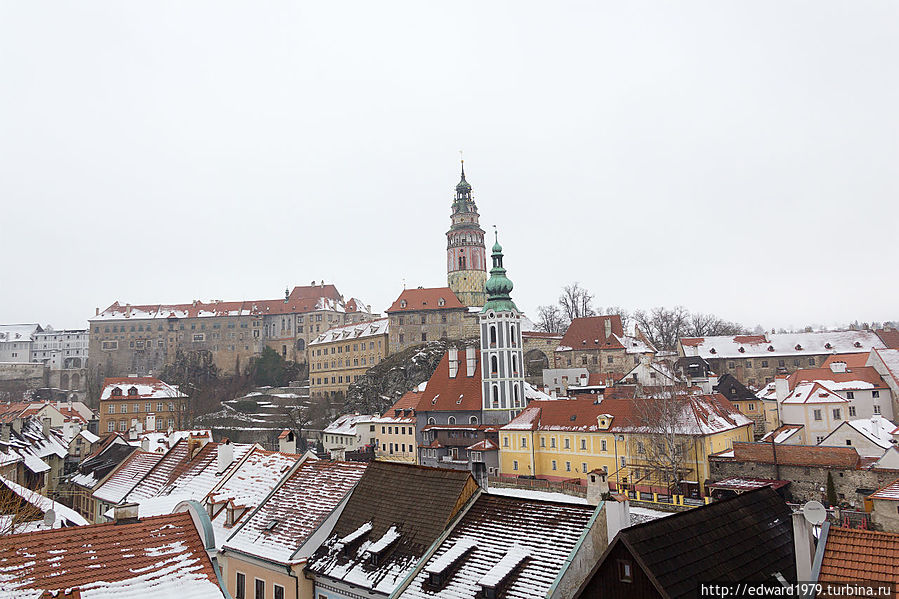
[575,487,795,599]
[307,462,477,591]
[74,442,137,486]
[397,493,595,599]
[713,374,757,401]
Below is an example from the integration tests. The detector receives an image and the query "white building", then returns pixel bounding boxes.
[775,378,849,445]
[322,413,377,456]
[818,416,899,458]
[0,324,42,363]
[31,328,89,369]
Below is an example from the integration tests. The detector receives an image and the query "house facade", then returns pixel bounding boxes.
[308,318,389,399]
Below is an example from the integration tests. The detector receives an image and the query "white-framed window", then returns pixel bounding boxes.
[813,409,822,421]
[107,421,115,432]
[107,405,115,414]
[513,460,518,471]
[874,405,882,415]
[274,584,284,599]
[236,572,246,599]
[601,439,607,452]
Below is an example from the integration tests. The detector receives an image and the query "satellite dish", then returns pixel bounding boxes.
[802,501,827,525]
[42,509,56,528]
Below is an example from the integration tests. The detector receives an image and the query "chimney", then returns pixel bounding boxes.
[792,512,816,581]
[604,497,631,544]
[140,437,150,451]
[278,430,297,454]
[125,303,132,318]
[465,347,476,377]
[829,361,847,374]
[871,415,880,434]
[187,436,202,460]
[604,319,612,339]
[41,418,51,437]
[1,424,9,443]
[586,470,610,506]
[775,375,789,403]
[114,502,140,525]
[217,440,234,474]
[95,307,100,316]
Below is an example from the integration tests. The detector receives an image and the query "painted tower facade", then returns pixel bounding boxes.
[480,233,526,425]
[446,162,487,307]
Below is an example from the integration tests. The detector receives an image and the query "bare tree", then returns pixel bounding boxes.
[536,304,566,333]
[600,306,631,333]
[684,312,745,337]
[0,480,44,536]
[629,390,696,495]
[633,306,690,351]
[559,282,595,321]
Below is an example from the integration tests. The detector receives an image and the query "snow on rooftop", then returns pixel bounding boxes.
[323,414,376,435]
[366,525,400,554]
[760,425,804,444]
[0,475,88,529]
[424,538,477,575]
[477,544,530,589]
[309,318,388,346]
[486,486,588,505]
[781,382,849,405]
[681,330,884,359]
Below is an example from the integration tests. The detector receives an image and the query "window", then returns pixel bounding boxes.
[521,436,527,448]
[551,460,557,471]
[503,436,509,447]
[728,361,735,369]
[513,460,518,471]
[582,463,588,473]
[746,360,752,368]
[833,408,841,420]
[236,573,245,599]
[120,404,127,413]
[564,438,570,449]
[566,461,571,472]
[618,559,633,583]
[846,439,852,446]
[809,358,816,366]
[874,404,882,415]
[748,403,755,411]
[761,360,768,368]
[873,390,880,398]
[778,360,785,367]
[607,356,613,364]
[846,391,855,399]
[157,402,164,412]
[601,439,607,451]
[274,585,284,599]
[580,439,586,450]
[550,438,556,448]
[107,405,115,414]
[540,437,545,448]
[107,421,115,432]
[813,409,822,421]
[637,441,645,454]
[255,578,265,599]
[849,406,856,417]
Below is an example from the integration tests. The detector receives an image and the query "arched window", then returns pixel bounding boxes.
[470,416,479,424]
[510,325,517,346]
[512,354,518,374]
[492,385,499,408]
[491,355,499,375]
[127,386,138,396]
[513,384,520,407]
[71,373,80,389]
[489,326,497,347]
[448,416,456,425]
[427,417,436,425]
[111,387,123,397]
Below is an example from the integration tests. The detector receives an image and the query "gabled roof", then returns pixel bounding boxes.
[387,287,465,313]
[713,373,758,401]
[787,366,888,391]
[222,459,367,564]
[575,487,795,599]
[92,449,164,504]
[397,493,596,599]
[780,381,849,404]
[871,348,899,387]
[412,351,482,412]
[822,417,899,452]
[67,441,138,490]
[713,442,861,469]
[324,413,377,435]
[384,391,425,416]
[0,511,225,599]
[869,477,899,501]
[205,448,302,548]
[309,318,389,346]
[760,424,805,444]
[823,353,871,368]
[818,527,899,588]
[557,315,625,352]
[307,462,477,595]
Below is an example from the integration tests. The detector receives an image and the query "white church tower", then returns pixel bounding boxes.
[480,231,526,425]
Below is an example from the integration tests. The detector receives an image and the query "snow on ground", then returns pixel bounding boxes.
[628,506,674,526]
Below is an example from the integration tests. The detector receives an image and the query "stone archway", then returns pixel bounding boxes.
[524,349,549,378]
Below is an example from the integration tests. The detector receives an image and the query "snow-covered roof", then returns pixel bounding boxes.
[79,429,101,444]
[92,450,164,504]
[780,381,849,404]
[760,424,804,444]
[309,318,388,346]
[324,413,377,435]
[222,459,367,564]
[100,377,185,400]
[485,486,587,505]
[872,348,899,386]
[680,330,885,359]
[205,448,301,548]
[615,334,655,354]
[0,474,88,531]
[396,493,595,599]
[829,417,899,450]
[0,511,226,599]
[0,324,41,343]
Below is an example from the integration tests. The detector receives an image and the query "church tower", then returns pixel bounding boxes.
[446,161,487,307]
[480,231,526,425]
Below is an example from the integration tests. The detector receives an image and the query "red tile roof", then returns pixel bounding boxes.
[718,442,862,469]
[559,315,625,350]
[410,350,482,411]
[787,366,888,390]
[0,511,223,598]
[822,353,871,368]
[819,526,899,591]
[386,287,465,313]
[876,328,899,350]
[383,391,424,416]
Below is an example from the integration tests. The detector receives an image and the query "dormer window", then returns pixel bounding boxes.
[438,297,446,307]
[738,347,745,353]
[709,348,716,354]
[425,538,477,590]
[400,299,407,308]
[366,526,401,566]
[854,341,862,348]
[111,387,123,397]
[127,386,138,396]
[825,343,833,349]
[767,346,775,352]
[477,545,530,599]
[795,344,802,351]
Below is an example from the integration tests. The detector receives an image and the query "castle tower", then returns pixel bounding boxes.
[446,161,487,307]
[480,231,526,425]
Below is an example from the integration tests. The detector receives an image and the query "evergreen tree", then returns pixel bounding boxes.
[826,471,838,506]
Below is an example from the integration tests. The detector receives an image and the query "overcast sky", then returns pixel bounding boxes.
[1,2,896,332]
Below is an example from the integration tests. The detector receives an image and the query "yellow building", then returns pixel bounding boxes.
[308,318,389,399]
[498,395,753,497]
[373,414,418,463]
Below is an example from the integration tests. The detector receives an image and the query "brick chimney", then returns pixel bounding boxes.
[829,361,848,374]
[114,502,140,525]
